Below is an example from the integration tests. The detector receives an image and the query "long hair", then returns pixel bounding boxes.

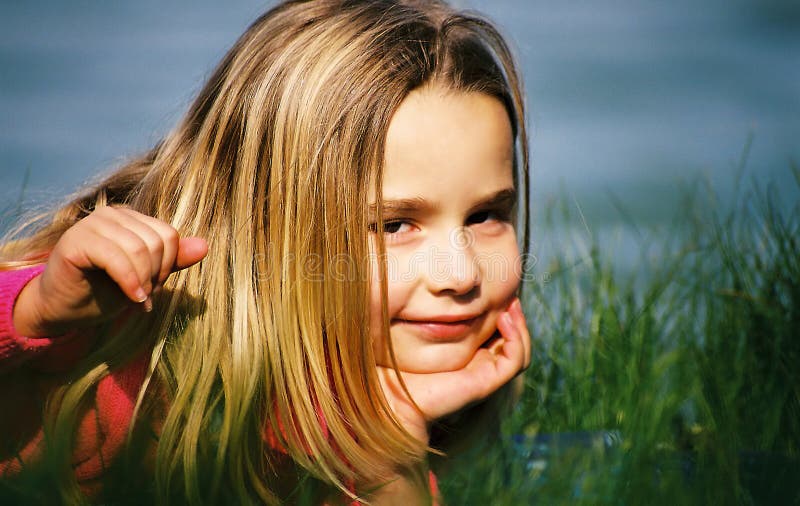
[0,0,529,503]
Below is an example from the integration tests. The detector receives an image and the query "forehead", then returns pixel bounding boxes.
[375,86,514,204]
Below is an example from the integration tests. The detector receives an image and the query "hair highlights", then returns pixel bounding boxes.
[0,1,529,502]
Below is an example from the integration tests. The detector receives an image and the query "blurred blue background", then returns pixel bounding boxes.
[1,0,798,231]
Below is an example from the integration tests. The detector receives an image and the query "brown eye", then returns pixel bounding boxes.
[383,221,405,233]
[369,221,412,235]
[467,211,492,224]
[468,209,509,225]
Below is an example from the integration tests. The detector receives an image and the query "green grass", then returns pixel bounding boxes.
[439,167,800,505]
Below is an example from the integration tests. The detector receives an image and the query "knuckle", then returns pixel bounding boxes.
[148,236,165,255]
[163,227,179,244]
[129,239,149,257]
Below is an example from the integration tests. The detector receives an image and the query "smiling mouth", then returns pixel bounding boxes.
[394,315,482,341]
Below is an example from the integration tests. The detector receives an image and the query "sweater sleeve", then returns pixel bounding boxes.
[0,264,57,366]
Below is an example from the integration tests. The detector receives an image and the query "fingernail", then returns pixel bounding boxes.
[502,312,513,326]
[143,296,153,313]
[134,287,148,303]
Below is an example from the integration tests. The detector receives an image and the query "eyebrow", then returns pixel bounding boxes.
[369,188,517,218]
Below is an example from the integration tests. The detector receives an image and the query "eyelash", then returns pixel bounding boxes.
[466,208,511,225]
[368,208,511,235]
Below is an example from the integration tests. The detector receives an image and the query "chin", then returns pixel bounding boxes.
[394,341,483,374]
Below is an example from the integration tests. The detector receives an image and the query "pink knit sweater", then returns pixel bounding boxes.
[0,264,148,489]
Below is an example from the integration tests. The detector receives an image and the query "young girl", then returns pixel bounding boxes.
[0,0,531,503]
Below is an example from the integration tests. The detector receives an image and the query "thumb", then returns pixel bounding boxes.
[174,237,209,271]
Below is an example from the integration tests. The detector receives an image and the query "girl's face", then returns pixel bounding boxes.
[370,86,521,374]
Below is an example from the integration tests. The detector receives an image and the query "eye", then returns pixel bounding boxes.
[368,220,414,235]
[467,209,509,225]
[383,220,411,234]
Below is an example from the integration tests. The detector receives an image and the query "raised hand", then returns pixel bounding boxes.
[12,206,208,337]
[376,297,531,446]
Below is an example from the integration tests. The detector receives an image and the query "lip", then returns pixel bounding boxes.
[394,314,482,341]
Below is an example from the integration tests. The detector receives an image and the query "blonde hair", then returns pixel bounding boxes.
[1,0,529,503]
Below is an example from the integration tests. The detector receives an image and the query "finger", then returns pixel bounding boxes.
[497,298,530,369]
[510,298,531,368]
[80,235,149,303]
[112,208,207,279]
[103,208,169,287]
[485,314,527,381]
[482,326,525,376]
[115,208,180,285]
[85,214,157,293]
[174,237,208,271]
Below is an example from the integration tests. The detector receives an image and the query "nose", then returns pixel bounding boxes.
[424,226,481,296]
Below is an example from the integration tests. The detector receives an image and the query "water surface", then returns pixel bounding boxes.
[2,0,798,231]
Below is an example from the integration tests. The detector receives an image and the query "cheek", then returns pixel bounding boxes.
[509,245,523,292]
[480,237,522,302]
[369,241,417,312]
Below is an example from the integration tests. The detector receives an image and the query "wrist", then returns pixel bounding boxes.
[13,274,53,338]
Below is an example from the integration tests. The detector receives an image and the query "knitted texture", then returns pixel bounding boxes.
[0,264,146,485]
[0,264,52,364]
